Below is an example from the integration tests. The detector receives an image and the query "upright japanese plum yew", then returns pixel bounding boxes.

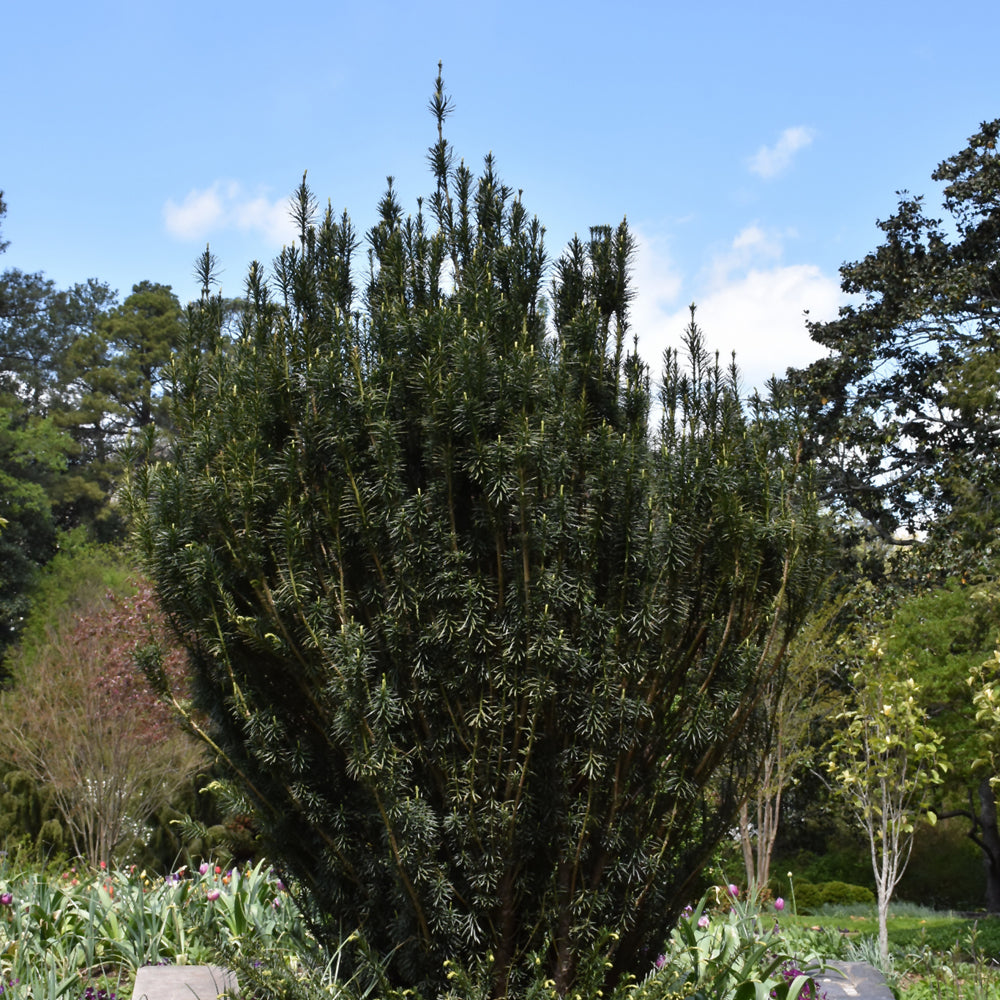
[129,70,826,996]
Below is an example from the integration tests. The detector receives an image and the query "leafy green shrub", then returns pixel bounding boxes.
[790,880,874,913]
[779,847,872,889]
[897,820,985,911]
[819,881,875,907]
[0,764,66,857]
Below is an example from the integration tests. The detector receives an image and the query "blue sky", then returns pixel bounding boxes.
[4,0,999,391]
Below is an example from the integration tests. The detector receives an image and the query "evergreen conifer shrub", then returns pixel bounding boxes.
[128,69,828,996]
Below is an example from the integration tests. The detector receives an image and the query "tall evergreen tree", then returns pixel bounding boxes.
[66,280,184,437]
[129,70,827,995]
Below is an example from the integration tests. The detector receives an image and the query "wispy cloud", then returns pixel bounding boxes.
[748,127,816,179]
[707,223,786,287]
[163,182,297,244]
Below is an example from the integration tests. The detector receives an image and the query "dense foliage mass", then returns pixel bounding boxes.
[128,73,828,995]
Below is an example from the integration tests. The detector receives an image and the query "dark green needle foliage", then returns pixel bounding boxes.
[128,70,826,997]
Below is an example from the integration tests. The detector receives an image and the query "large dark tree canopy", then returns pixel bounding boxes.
[129,74,827,996]
[789,120,1000,550]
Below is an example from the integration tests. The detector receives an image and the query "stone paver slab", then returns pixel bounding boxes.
[131,964,238,1000]
[816,961,893,1000]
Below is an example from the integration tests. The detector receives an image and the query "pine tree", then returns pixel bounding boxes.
[129,69,828,995]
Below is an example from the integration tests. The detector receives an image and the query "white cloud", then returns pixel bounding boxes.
[631,225,841,395]
[163,182,297,244]
[231,195,297,243]
[748,127,816,179]
[162,185,227,239]
[663,264,840,391]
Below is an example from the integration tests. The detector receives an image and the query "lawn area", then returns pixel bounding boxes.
[779,905,1000,956]
[774,904,1000,1000]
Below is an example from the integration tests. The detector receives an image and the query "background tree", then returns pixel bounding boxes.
[0,201,119,650]
[65,280,184,437]
[0,271,116,415]
[0,405,73,658]
[0,193,188,651]
[777,121,1000,913]
[826,653,946,967]
[0,190,8,258]
[0,190,8,319]
[0,569,204,865]
[128,72,828,996]
[788,119,1000,553]
[0,270,121,534]
[0,201,184,542]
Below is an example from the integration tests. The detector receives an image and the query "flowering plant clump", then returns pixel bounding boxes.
[0,858,836,1000]
[634,889,826,1000]
[0,858,313,1000]
[773,963,827,1000]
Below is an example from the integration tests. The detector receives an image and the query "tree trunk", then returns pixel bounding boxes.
[739,800,756,886]
[979,778,1000,913]
[876,888,890,970]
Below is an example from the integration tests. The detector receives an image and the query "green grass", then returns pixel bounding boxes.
[771,903,1000,1000]
[777,905,1000,961]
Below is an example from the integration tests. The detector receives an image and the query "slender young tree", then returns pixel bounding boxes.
[129,69,828,995]
[827,655,946,966]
